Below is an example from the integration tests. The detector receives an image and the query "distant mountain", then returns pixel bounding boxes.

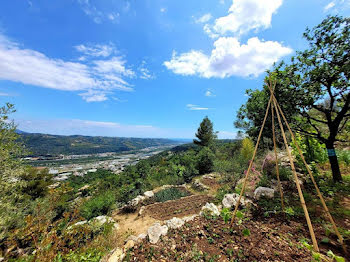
[16,129,29,134]
[19,132,181,156]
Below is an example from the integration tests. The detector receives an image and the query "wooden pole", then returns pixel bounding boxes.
[271,102,285,213]
[271,96,320,252]
[272,96,346,253]
[230,95,272,226]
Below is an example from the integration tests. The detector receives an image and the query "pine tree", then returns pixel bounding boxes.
[193,116,216,147]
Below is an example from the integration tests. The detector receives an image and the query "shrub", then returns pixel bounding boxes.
[80,191,116,220]
[154,187,189,203]
[240,138,254,162]
[197,147,215,175]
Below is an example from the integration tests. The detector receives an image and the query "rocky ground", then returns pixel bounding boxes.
[103,170,349,262]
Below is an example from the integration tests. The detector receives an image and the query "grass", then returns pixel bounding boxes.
[154,187,190,203]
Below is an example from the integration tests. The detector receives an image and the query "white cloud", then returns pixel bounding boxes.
[186,104,209,110]
[138,61,155,80]
[203,24,220,39]
[211,0,283,36]
[164,37,292,78]
[0,92,11,96]
[194,13,212,24]
[205,90,215,97]
[324,1,336,11]
[0,34,135,102]
[75,43,115,57]
[160,7,167,13]
[78,0,120,24]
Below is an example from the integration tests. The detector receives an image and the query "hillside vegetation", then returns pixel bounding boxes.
[18,133,178,155]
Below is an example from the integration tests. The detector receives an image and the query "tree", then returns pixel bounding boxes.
[235,16,349,182]
[193,116,217,147]
[197,147,215,175]
[0,103,27,239]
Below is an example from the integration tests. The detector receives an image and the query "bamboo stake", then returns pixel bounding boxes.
[271,102,285,212]
[230,95,272,226]
[271,97,320,252]
[272,96,346,253]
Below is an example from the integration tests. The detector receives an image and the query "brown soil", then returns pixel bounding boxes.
[125,216,314,262]
[112,212,158,246]
[201,177,221,195]
[143,195,214,220]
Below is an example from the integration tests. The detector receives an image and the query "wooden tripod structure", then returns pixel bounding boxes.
[230,79,346,253]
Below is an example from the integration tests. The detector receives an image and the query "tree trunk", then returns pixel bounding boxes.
[326,141,342,182]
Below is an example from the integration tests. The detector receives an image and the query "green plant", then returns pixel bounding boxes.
[327,250,345,262]
[154,187,189,203]
[220,208,232,224]
[80,191,116,220]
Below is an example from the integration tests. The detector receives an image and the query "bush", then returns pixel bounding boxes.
[240,138,254,162]
[80,191,116,220]
[154,187,190,203]
[197,147,215,175]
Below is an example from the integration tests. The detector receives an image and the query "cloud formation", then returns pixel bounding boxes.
[165,0,290,79]
[194,13,212,24]
[205,90,215,97]
[75,43,115,57]
[186,104,209,110]
[211,0,283,36]
[78,0,119,24]
[0,34,135,102]
[164,37,292,78]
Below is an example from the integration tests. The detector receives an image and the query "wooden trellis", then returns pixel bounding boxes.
[230,79,346,253]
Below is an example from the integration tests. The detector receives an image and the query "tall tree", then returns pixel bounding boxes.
[193,116,216,147]
[235,16,349,182]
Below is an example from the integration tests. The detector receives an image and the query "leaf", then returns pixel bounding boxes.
[321,237,330,244]
[242,228,250,237]
[236,211,244,219]
[334,256,345,262]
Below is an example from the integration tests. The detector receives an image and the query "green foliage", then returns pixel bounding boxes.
[327,250,345,262]
[242,228,250,237]
[240,138,254,161]
[154,187,189,203]
[19,133,177,155]
[197,147,215,175]
[220,208,231,224]
[80,191,116,220]
[0,103,28,240]
[235,16,350,181]
[193,116,217,147]
[59,248,103,262]
[291,133,327,164]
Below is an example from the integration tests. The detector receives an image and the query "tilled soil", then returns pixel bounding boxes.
[143,195,214,220]
[125,216,313,262]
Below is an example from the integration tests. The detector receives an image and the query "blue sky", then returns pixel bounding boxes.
[0,0,349,138]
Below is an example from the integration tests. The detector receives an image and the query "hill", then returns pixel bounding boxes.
[18,132,180,155]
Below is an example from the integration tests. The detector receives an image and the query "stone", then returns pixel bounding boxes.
[138,206,146,216]
[74,220,88,226]
[192,180,209,191]
[147,223,168,244]
[91,216,115,226]
[166,217,185,229]
[144,191,154,198]
[222,193,251,208]
[137,233,147,241]
[108,248,125,262]
[182,214,198,222]
[254,187,275,200]
[125,240,135,249]
[200,203,220,217]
